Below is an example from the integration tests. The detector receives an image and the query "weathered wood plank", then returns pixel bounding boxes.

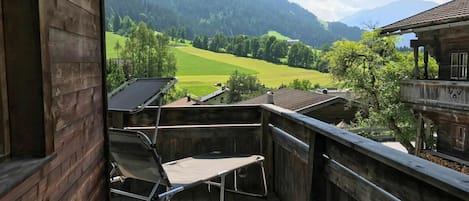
[68,0,100,15]
[325,158,400,201]
[327,140,467,201]
[126,105,262,127]
[49,28,101,63]
[270,125,309,163]
[50,0,100,38]
[309,133,327,201]
[262,104,469,201]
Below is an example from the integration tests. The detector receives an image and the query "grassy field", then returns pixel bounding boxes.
[105,32,333,97]
[267,30,291,40]
[172,48,257,76]
[176,46,332,93]
[105,32,127,58]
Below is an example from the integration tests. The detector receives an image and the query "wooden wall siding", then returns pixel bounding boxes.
[417,26,469,80]
[124,105,262,127]
[400,80,469,112]
[0,0,106,200]
[437,123,469,161]
[305,102,358,124]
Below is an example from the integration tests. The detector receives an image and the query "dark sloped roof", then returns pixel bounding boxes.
[165,97,198,106]
[381,0,469,34]
[239,88,337,111]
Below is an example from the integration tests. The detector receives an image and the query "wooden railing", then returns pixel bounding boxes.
[112,104,469,201]
[400,80,469,111]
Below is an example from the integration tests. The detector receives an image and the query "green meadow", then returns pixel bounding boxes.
[105,32,127,58]
[105,32,333,97]
[266,30,291,40]
[176,47,332,97]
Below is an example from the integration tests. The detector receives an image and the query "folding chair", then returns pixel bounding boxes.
[109,128,267,201]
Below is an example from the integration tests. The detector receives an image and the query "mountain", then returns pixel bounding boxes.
[340,0,438,47]
[105,0,363,47]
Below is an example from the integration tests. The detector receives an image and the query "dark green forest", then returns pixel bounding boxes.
[105,0,363,47]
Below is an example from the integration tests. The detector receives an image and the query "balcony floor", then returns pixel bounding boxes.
[110,181,279,201]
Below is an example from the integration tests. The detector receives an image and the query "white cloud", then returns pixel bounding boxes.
[289,0,452,22]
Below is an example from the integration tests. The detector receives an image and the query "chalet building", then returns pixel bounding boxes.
[0,0,107,201]
[381,0,469,162]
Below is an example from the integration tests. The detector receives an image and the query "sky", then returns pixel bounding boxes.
[288,0,451,21]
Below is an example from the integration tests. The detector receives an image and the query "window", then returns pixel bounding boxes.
[0,0,47,158]
[450,52,468,80]
[455,126,466,151]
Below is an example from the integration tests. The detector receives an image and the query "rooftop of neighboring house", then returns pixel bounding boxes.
[381,0,469,34]
[239,88,342,111]
[197,87,228,102]
[165,96,199,106]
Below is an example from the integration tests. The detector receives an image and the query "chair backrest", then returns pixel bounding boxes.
[109,128,171,186]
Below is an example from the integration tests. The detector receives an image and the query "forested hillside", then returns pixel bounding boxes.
[105,0,362,47]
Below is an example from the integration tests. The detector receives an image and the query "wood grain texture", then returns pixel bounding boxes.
[0,0,106,200]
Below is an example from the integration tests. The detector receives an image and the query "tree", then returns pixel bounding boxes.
[264,36,277,62]
[271,40,288,63]
[288,42,313,68]
[288,79,312,91]
[209,33,227,52]
[119,22,176,79]
[233,35,249,57]
[326,30,438,153]
[193,35,209,50]
[226,70,266,103]
[106,60,126,91]
[250,38,260,58]
[116,16,136,36]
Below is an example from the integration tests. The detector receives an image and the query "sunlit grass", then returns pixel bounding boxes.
[172,48,257,76]
[267,30,291,40]
[177,46,333,88]
[105,32,127,58]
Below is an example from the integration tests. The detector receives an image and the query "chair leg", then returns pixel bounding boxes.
[260,162,268,196]
[234,170,238,191]
[148,183,159,201]
[220,175,226,201]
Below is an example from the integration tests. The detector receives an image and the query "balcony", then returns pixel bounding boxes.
[400,80,469,112]
[109,104,469,201]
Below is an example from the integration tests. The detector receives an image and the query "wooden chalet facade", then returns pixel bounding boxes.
[0,0,107,200]
[381,0,469,161]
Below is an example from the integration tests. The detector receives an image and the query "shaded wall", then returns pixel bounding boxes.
[0,0,107,200]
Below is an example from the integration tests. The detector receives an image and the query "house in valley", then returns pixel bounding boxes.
[240,88,362,125]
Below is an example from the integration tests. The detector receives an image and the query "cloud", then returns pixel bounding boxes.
[289,0,451,22]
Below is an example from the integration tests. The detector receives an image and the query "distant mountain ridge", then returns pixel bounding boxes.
[105,0,363,47]
[340,0,438,28]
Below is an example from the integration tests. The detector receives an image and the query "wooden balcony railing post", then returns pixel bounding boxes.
[309,133,327,201]
[261,107,274,192]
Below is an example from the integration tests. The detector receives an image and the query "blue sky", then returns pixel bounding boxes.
[288,0,451,21]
